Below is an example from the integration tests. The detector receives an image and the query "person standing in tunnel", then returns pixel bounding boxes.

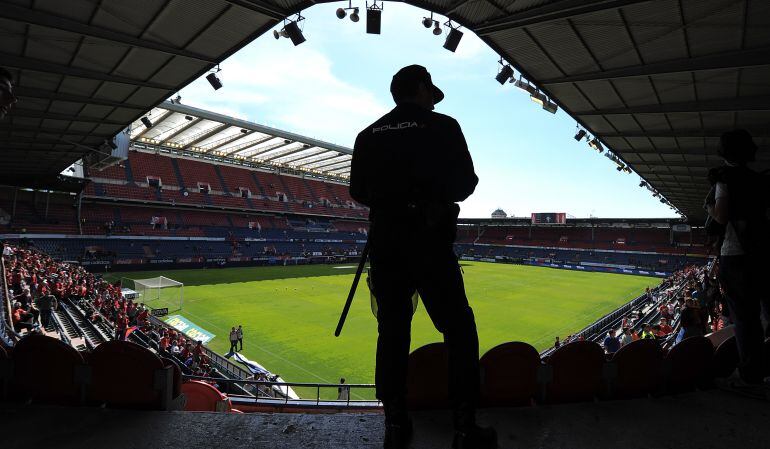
[350,65,496,449]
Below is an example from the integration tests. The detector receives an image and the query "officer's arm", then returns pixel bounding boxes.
[349,134,371,207]
[446,119,478,202]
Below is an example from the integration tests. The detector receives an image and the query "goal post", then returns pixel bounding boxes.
[122,275,184,311]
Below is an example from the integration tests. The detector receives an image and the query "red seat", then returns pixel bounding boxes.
[479,342,540,406]
[545,341,604,403]
[608,339,664,398]
[406,343,449,409]
[88,340,172,409]
[665,336,714,393]
[182,380,232,412]
[11,334,86,404]
[711,336,739,378]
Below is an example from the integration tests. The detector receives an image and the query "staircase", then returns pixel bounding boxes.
[214,165,230,194]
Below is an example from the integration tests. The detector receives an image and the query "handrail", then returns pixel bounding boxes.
[183,374,379,407]
[0,251,16,346]
[148,315,250,380]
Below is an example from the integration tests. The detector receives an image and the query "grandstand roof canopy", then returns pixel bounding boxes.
[129,102,352,178]
[2,0,769,221]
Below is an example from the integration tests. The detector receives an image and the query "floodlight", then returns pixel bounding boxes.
[366,3,382,34]
[530,92,546,107]
[350,8,360,22]
[283,21,306,46]
[185,115,193,121]
[240,129,248,134]
[616,165,624,171]
[422,17,432,28]
[206,72,222,90]
[140,117,153,129]
[542,99,558,114]
[588,137,603,152]
[495,64,513,84]
[336,8,346,19]
[273,30,280,39]
[639,181,647,188]
[574,129,587,141]
[433,22,442,35]
[513,78,538,95]
[444,27,463,52]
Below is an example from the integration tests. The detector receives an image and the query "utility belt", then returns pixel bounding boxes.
[369,202,460,242]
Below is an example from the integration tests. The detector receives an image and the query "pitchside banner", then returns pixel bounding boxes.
[163,315,216,344]
[531,213,566,224]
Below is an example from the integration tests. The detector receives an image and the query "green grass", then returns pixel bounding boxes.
[105,263,655,399]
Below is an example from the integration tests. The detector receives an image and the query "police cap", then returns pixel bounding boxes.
[390,65,444,105]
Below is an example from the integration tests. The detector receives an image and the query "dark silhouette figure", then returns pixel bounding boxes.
[706,129,770,390]
[350,65,496,449]
[0,67,18,121]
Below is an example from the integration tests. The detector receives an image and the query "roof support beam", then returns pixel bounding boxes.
[599,129,770,138]
[475,0,653,36]
[291,151,340,167]
[222,0,286,20]
[182,124,229,149]
[575,96,770,115]
[0,3,217,63]
[312,158,351,171]
[0,52,175,89]
[13,86,147,110]
[621,147,762,155]
[223,135,275,157]
[249,140,294,159]
[158,118,204,143]
[134,110,174,140]
[264,145,313,163]
[203,130,252,153]
[10,108,126,126]
[279,149,329,165]
[0,124,108,138]
[540,46,770,84]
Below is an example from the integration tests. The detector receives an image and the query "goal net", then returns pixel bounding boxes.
[122,276,184,312]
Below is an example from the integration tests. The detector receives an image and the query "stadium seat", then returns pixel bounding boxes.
[182,380,232,412]
[0,345,10,398]
[10,334,87,404]
[88,340,183,410]
[479,341,540,407]
[607,339,664,399]
[406,343,449,409]
[544,341,604,403]
[160,356,183,399]
[665,336,714,393]
[711,336,739,378]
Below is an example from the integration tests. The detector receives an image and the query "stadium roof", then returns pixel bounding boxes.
[0,0,282,186]
[129,102,352,178]
[2,0,768,221]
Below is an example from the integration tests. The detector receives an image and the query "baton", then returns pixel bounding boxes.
[334,239,370,337]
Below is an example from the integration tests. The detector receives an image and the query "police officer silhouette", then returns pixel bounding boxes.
[351,65,496,449]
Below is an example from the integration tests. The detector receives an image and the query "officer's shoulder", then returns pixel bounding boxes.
[427,111,459,127]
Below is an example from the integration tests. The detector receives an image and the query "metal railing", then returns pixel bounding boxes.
[183,374,379,407]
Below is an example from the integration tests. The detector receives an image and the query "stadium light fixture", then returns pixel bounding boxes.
[140,117,153,129]
[206,66,223,90]
[336,1,359,22]
[588,137,604,152]
[574,129,587,141]
[443,21,463,52]
[283,17,306,46]
[433,21,442,35]
[542,99,558,114]
[366,1,382,34]
[422,16,432,28]
[184,115,193,121]
[495,60,514,85]
[639,181,647,188]
[240,129,248,134]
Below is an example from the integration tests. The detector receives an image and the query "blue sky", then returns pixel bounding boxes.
[178,2,677,220]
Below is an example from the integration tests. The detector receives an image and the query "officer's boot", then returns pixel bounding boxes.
[382,397,413,449]
[451,406,497,449]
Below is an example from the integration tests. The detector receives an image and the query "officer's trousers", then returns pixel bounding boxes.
[369,237,479,426]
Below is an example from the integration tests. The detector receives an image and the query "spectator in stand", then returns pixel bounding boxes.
[620,328,634,346]
[553,336,560,349]
[337,377,351,401]
[603,329,621,355]
[658,318,673,336]
[676,298,704,343]
[0,67,18,121]
[12,302,37,333]
[229,327,238,353]
[159,332,171,352]
[237,325,244,351]
[640,324,656,340]
[193,340,204,359]
[36,294,58,328]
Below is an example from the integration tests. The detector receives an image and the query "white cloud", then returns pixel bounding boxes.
[179,39,388,147]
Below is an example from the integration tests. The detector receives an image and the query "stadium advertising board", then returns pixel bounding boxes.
[531,213,566,224]
[163,315,216,344]
[151,307,169,317]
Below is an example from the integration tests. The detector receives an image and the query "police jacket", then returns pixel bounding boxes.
[350,103,478,239]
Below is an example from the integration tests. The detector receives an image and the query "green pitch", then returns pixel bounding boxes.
[105,262,654,399]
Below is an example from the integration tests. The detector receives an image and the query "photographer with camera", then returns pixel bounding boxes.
[350,65,495,449]
[704,129,770,392]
